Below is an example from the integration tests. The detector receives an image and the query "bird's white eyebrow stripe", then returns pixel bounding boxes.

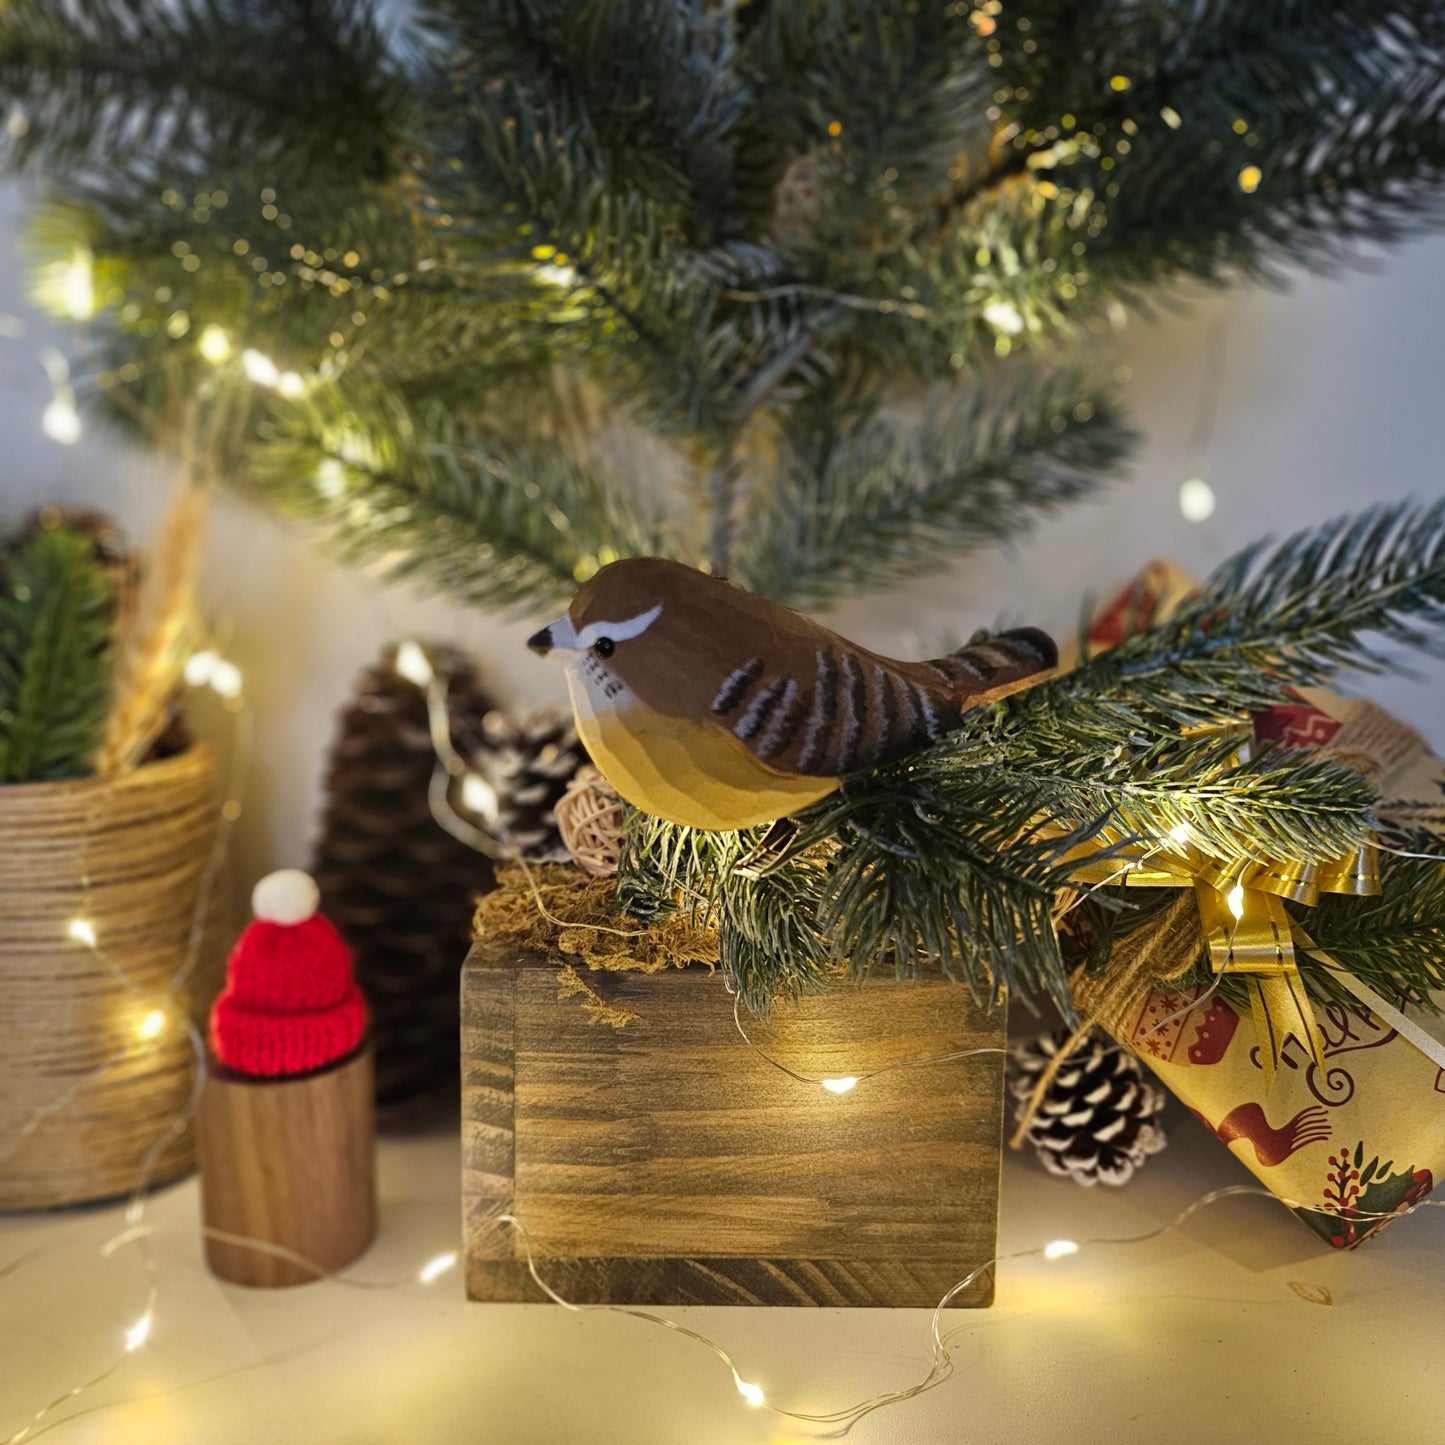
[575,604,662,649]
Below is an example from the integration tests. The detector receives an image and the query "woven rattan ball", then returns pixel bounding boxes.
[554,767,625,877]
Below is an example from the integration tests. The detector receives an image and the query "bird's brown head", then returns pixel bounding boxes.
[527,557,760,713]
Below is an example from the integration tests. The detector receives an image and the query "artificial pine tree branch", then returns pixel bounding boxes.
[741,0,987,255]
[1010,500,1445,756]
[619,502,1445,1011]
[249,384,673,617]
[435,80,770,438]
[700,290,830,575]
[0,526,113,782]
[735,366,1132,607]
[956,3,1445,298]
[419,0,745,244]
[0,0,409,180]
[1294,858,1445,1013]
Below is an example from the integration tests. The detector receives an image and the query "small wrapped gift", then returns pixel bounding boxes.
[1122,977,1443,1247]
[1079,567,1445,1247]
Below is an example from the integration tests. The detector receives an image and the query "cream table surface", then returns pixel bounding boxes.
[2,1104,1443,1445]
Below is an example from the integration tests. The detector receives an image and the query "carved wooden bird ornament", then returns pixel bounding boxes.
[528,557,1057,831]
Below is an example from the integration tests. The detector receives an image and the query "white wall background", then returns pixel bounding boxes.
[1,177,1441,892]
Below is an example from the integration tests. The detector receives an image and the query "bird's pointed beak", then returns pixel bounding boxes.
[527,615,579,655]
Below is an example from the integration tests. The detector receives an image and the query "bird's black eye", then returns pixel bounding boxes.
[592,637,615,658]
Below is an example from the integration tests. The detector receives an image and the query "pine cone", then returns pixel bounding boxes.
[471,709,586,863]
[1009,1029,1168,1187]
[310,643,498,1125]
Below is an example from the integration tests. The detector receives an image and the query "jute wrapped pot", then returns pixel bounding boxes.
[0,745,228,1209]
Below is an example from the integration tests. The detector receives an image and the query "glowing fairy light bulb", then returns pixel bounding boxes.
[418,1251,458,1284]
[821,1076,859,1094]
[42,396,82,445]
[241,348,281,387]
[124,1312,153,1352]
[54,248,96,320]
[276,370,306,398]
[1226,882,1246,920]
[184,649,218,687]
[461,773,500,824]
[394,640,433,688]
[137,1009,167,1041]
[197,324,232,364]
[1179,477,1216,523]
[206,659,243,700]
[1168,823,1192,844]
[982,299,1025,336]
[316,458,347,499]
[68,918,97,948]
[732,1371,765,1407]
[1043,1239,1079,1260]
[35,247,95,320]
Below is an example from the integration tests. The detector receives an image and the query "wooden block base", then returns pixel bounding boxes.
[463,946,1005,1308]
[198,1045,377,1288]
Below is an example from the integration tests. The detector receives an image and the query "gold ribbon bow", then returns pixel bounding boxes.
[1065,828,1380,1078]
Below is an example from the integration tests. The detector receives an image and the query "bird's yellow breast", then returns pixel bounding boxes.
[570,683,837,831]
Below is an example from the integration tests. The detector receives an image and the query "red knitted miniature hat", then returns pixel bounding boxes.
[211,870,367,1078]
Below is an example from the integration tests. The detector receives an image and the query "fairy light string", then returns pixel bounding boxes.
[1,650,247,1445]
[7,227,1433,1440]
[407,640,1444,1098]
[9,638,1444,1440]
[499,1185,1445,1430]
[401,645,1445,1421]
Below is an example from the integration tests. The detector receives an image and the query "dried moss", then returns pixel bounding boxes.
[473,864,718,1005]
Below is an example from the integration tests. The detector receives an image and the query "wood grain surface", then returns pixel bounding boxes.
[197,1045,376,1288]
[463,944,1005,1307]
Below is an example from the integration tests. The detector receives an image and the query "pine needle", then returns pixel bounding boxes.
[0,525,114,781]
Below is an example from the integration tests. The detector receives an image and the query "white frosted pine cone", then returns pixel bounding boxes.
[1010,1028,1168,1187]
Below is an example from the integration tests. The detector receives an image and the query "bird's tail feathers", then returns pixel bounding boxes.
[925,627,1058,706]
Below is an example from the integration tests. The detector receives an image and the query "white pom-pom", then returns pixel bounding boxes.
[251,869,320,925]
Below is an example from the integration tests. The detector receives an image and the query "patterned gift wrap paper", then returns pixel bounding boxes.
[1086,565,1445,1247]
[1124,984,1443,1247]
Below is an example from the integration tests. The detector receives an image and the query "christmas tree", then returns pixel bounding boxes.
[7,1,1445,1011]
[10,3,1445,596]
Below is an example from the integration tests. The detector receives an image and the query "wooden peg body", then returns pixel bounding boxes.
[198,1044,376,1287]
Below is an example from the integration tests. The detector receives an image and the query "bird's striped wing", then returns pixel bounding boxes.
[707,629,1054,778]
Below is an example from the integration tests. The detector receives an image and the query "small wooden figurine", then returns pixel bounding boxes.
[527,556,1056,829]
[197,869,376,1287]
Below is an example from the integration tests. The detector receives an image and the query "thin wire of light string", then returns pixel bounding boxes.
[1183,311,1233,480]
[419,665,647,941]
[97,1224,452,1291]
[1,686,249,1445]
[3,655,1437,1437]
[501,1185,1445,1433]
[418,641,1245,1087]
[728,990,1009,1086]
[0,673,465,1445]
[728,966,1226,1093]
[1,1217,466,1445]
[717,281,930,319]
